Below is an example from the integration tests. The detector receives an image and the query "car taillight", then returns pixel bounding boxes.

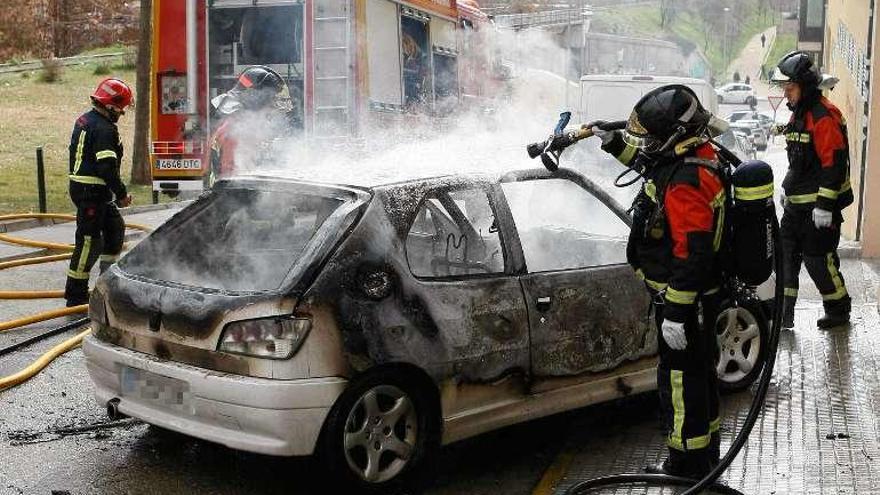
[218,316,311,359]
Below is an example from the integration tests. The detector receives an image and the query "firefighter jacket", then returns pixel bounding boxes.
[783,94,853,212]
[68,109,127,204]
[210,118,239,178]
[602,134,726,323]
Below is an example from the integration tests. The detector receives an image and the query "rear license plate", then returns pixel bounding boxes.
[156,158,201,170]
[119,366,190,407]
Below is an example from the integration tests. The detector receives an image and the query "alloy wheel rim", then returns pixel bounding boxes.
[343,384,418,484]
[716,306,762,382]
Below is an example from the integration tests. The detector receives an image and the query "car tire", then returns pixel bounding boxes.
[745,96,757,107]
[717,95,724,104]
[317,369,440,494]
[714,296,768,392]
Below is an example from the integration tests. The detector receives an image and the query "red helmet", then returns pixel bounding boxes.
[91,78,134,112]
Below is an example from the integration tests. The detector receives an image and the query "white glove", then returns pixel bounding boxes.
[813,208,833,229]
[661,319,687,351]
[590,126,615,145]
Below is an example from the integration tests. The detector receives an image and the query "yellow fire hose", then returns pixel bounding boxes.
[0,304,88,332]
[0,213,153,392]
[0,328,91,392]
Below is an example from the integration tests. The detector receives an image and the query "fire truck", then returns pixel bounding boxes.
[149,0,502,194]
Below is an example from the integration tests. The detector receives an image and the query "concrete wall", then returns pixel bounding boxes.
[823,0,878,253]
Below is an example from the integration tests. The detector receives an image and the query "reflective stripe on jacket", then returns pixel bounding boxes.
[782,95,853,212]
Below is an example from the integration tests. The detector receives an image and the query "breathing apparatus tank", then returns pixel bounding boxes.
[729,160,775,285]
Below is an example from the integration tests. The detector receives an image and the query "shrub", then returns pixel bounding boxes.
[39,58,63,83]
[93,63,111,75]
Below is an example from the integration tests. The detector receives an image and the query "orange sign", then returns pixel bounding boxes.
[404,0,458,18]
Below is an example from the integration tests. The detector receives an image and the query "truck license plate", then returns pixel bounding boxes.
[156,158,201,170]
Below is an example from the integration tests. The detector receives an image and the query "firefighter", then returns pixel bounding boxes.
[772,51,852,330]
[209,65,291,185]
[64,78,134,307]
[589,85,726,478]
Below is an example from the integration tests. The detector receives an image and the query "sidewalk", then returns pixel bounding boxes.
[726,26,777,97]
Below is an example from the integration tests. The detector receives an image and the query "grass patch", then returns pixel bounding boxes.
[0,63,159,214]
[592,3,775,75]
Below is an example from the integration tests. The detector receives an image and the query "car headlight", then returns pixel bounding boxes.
[218,316,311,359]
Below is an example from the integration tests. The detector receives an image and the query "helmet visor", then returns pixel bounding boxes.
[623,130,665,154]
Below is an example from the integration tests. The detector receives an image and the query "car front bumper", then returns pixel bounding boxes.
[83,335,347,456]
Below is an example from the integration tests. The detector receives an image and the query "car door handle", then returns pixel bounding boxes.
[536,296,552,312]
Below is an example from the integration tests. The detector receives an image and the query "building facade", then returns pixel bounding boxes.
[823,0,879,256]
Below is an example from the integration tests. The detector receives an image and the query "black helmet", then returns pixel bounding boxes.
[771,51,821,87]
[624,84,713,155]
[212,65,290,115]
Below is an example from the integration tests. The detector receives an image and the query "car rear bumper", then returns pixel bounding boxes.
[83,336,347,456]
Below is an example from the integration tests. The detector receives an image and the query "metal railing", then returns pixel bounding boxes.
[493,8,592,30]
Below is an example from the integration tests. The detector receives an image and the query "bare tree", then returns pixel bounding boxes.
[131,0,152,185]
[660,0,678,29]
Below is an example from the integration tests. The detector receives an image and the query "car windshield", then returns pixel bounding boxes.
[119,185,344,292]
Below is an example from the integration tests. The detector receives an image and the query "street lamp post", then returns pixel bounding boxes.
[723,7,731,76]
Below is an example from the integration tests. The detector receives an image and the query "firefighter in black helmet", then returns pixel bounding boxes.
[772,51,852,330]
[590,85,727,478]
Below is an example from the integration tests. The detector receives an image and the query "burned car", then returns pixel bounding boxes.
[83,167,767,492]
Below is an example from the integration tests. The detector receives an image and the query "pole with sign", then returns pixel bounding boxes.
[768,95,785,143]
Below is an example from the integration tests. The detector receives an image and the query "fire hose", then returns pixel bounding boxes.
[0,213,150,391]
[527,115,784,495]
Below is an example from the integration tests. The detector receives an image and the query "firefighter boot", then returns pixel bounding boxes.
[645,448,713,479]
[817,297,851,330]
[781,295,796,330]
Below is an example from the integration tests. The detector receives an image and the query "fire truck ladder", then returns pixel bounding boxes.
[313,0,352,140]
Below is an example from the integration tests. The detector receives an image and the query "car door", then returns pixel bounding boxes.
[403,183,531,399]
[498,170,654,385]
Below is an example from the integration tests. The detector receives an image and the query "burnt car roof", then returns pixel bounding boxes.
[234,146,542,190]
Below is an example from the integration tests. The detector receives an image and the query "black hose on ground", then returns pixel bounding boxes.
[564,220,784,495]
[0,317,90,357]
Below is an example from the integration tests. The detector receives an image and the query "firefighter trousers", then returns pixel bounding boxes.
[780,207,851,318]
[655,292,721,471]
[64,201,124,306]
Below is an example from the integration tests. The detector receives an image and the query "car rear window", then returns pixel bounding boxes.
[119,186,343,292]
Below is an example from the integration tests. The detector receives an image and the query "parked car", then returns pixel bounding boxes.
[716,83,758,106]
[727,110,775,133]
[730,119,768,151]
[83,167,770,492]
[717,128,758,161]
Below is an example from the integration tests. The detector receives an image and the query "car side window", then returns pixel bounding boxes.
[405,187,505,278]
[501,179,629,272]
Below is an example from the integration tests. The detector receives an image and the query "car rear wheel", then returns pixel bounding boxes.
[317,369,438,493]
[745,96,757,107]
[715,299,768,392]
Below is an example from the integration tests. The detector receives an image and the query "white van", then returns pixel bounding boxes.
[578,75,719,123]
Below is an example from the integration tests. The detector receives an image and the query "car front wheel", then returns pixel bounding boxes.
[715,299,768,392]
[317,369,439,493]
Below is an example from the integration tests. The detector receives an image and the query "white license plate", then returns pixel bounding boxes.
[156,158,202,170]
[120,366,190,407]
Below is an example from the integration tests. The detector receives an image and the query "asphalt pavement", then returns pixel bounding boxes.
[1,123,878,494]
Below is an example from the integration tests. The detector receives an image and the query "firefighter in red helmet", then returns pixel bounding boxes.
[207,65,292,187]
[64,77,134,307]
